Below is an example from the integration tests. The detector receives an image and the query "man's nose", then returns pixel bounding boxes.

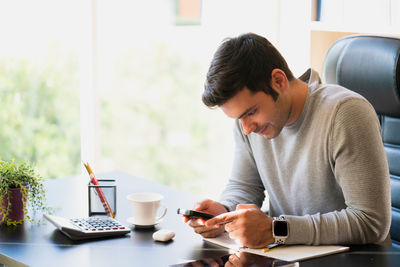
[240,118,256,135]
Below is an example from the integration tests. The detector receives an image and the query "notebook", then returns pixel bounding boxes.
[204,232,349,262]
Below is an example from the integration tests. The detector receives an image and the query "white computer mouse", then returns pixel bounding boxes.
[152,229,175,242]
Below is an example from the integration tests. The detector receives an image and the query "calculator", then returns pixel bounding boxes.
[44,214,131,240]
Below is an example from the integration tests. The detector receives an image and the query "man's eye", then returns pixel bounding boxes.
[247,109,256,116]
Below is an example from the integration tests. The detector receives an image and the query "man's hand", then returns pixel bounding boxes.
[225,251,275,267]
[183,199,228,238]
[205,204,274,248]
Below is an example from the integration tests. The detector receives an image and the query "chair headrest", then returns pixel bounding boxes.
[322,35,400,117]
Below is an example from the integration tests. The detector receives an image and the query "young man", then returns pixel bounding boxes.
[184,33,391,248]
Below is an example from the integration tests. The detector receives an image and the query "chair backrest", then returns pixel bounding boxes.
[322,35,400,248]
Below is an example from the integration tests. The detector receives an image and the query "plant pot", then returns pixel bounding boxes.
[0,186,28,224]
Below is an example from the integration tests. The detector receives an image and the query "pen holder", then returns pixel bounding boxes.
[88,179,117,217]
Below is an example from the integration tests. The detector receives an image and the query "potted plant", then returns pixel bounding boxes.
[0,159,49,226]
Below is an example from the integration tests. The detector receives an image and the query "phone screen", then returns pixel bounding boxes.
[177,208,215,220]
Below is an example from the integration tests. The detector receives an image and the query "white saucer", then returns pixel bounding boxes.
[127,217,162,228]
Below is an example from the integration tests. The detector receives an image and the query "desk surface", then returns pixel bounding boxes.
[1,171,399,267]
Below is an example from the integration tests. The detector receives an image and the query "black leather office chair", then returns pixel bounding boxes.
[322,35,400,248]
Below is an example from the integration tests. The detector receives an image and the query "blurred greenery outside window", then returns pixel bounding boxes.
[98,37,233,197]
[0,46,81,179]
[0,1,81,180]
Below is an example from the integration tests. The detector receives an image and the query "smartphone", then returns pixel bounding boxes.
[177,208,215,220]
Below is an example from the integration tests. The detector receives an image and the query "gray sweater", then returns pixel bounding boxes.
[220,69,391,245]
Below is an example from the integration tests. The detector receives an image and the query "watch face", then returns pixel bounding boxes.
[274,221,288,237]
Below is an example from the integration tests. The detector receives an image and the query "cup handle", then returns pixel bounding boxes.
[156,203,167,223]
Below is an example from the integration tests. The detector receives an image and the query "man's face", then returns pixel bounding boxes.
[220,87,292,139]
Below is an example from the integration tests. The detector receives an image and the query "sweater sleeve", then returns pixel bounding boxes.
[285,98,391,245]
[219,119,266,211]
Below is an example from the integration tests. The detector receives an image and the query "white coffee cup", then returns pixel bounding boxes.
[126,192,167,225]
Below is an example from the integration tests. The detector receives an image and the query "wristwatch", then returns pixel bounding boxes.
[272,215,289,244]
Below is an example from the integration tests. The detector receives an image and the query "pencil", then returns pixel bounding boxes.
[264,244,283,252]
[83,162,115,218]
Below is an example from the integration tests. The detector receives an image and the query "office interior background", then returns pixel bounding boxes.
[1,0,399,199]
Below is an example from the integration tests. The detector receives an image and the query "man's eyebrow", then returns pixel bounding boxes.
[238,105,256,119]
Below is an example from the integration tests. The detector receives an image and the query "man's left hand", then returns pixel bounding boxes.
[205,204,274,248]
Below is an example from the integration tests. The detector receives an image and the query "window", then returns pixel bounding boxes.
[1,0,279,199]
[95,0,277,198]
[0,1,81,178]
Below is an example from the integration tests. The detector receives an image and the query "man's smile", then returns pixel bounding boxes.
[256,124,269,135]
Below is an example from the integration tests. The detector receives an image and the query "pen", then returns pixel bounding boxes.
[83,162,115,218]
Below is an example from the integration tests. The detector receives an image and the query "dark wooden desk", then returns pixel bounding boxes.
[0,171,399,267]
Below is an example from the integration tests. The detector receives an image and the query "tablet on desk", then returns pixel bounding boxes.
[169,253,298,267]
[44,214,130,240]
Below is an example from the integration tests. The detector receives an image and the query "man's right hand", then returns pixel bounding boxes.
[184,199,228,238]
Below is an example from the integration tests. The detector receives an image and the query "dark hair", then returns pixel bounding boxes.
[202,33,294,108]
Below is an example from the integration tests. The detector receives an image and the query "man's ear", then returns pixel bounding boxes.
[270,69,289,93]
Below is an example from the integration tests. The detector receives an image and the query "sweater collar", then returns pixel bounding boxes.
[285,68,321,130]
